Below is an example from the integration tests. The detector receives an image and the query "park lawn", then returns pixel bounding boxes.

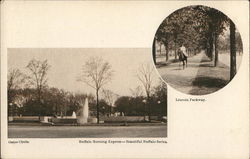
[189,57,230,95]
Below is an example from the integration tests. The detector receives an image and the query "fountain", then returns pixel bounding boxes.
[72,111,76,118]
[77,97,89,124]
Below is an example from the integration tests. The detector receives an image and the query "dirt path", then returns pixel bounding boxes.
[157,51,230,95]
[157,52,204,93]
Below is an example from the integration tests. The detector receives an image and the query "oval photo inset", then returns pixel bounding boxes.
[152,5,243,95]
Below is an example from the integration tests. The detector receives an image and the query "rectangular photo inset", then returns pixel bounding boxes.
[7,48,167,138]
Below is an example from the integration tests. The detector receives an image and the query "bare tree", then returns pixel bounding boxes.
[102,89,117,117]
[130,86,143,97]
[78,56,113,123]
[136,63,155,122]
[8,68,25,91]
[7,68,26,116]
[26,59,50,118]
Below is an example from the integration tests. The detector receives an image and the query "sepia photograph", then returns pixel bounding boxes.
[1,1,249,158]
[7,48,167,138]
[152,5,243,95]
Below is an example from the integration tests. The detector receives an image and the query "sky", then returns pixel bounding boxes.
[8,48,162,97]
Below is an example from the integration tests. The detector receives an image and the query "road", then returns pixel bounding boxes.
[157,51,231,95]
[8,125,167,138]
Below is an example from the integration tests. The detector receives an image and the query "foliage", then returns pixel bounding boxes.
[99,99,110,116]
[154,5,239,65]
[218,31,243,53]
[151,82,167,116]
[115,82,167,117]
[115,96,145,116]
[101,89,117,116]
[8,87,93,117]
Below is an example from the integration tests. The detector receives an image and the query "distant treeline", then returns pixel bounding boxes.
[8,83,167,117]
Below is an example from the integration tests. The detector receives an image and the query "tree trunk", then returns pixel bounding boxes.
[230,20,236,80]
[165,42,169,61]
[152,39,156,64]
[174,34,177,59]
[147,95,151,122]
[159,43,162,55]
[214,34,219,67]
[109,105,112,117]
[37,89,42,120]
[96,89,100,124]
[143,100,146,121]
[206,40,210,57]
[209,32,214,61]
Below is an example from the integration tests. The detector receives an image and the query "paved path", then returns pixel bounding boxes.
[8,125,167,138]
[157,51,230,95]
